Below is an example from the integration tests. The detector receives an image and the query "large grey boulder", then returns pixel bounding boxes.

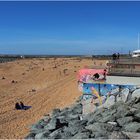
[48,128,63,139]
[44,117,57,130]
[122,131,140,139]
[35,131,51,139]
[132,89,140,98]
[70,103,82,114]
[63,120,87,137]
[108,131,129,139]
[25,133,36,139]
[59,107,73,117]
[71,130,91,139]
[51,108,61,116]
[117,88,129,102]
[30,122,44,134]
[94,131,109,139]
[98,108,117,123]
[85,122,118,133]
[85,109,104,125]
[112,103,133,119]
[102,95,115,108]
[135,112,140,120]
[123,122,140,132]
[133,102,140,109]
[66,114,80,121]
[25,90,140,139]
[117,116,134,126]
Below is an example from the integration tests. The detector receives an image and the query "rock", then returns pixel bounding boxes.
[44,117,57,130]
[117,116,134,126]
[56,115,65,119]
[122,131,140,139]
[82,97,97,115]
[70,103,82,115]
[133,102,140,109]
[60,127,73,139]
[117,88,129,102]
[85,122,117,133]
[63,120,87,136]
[85,108,108,125]
[102,95,115,108]
[51,108,61,116]
[94,131,109,138]
[132,89,140,98]
[43,114,51,122]
[66,114,80,122]
[26,90,140,139]
[63,125,79,136]
[134,113,140,122]
[98,109,116,123]
[31,123,44,131]
[108,131,129,139]
[129,107,139,115]
[126,87,138,102]
[113,103,133,119]
[72,131,91,139]
[98,115,115,123]
[135,97,140,104]
[37,119,49,127]
[35,131,50,139]
[123,122,140,132]
[76,96,83,103]
[107,122,117,126]
[126,97,137,107]
[69,119,87,128]
[25,133,36,139]
[135,113,140,118]
[110,100,124,110]
[93,107,107,117]
[59,107,71,116]
[48,128,63,139]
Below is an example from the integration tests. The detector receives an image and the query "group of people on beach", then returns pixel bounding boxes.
[112,53,120,60]
[15,102,31,110]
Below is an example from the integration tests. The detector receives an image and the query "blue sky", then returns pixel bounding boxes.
[0,1,140,55]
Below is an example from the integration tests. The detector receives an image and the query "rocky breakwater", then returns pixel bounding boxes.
[25,91,140,139]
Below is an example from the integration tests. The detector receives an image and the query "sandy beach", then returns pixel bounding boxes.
[0,58,107,139]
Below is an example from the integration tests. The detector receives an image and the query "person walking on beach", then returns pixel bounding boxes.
[103,69,107,80]
[112,53,117,63]
[112,53,117,60]
[117,53,120,60]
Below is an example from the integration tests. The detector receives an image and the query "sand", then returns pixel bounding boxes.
[0,58,107,139]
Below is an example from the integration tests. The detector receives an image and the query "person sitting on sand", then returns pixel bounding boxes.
[15,102,31,110]
[15,102,22,110]
[20,101,25,109]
